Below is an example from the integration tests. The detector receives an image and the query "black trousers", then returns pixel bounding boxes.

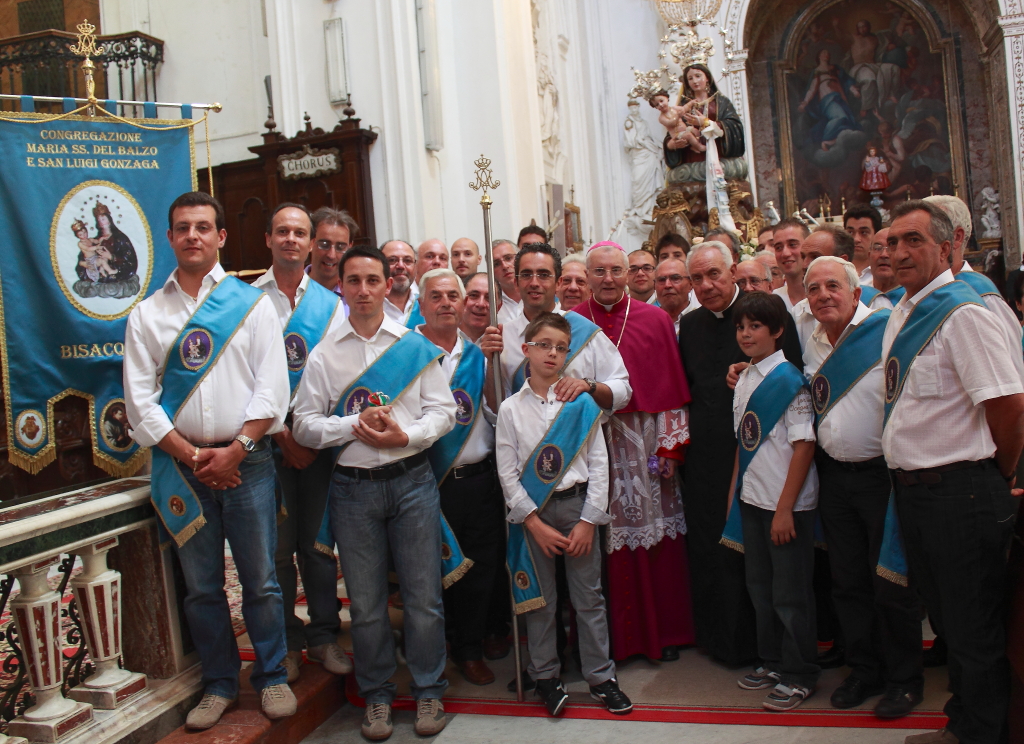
[817,451,922,689]
[439,463,506,662]
[894,460,1016,744]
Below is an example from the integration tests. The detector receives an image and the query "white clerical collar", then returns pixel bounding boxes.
[711,285,740,319]
[599,293,628,312]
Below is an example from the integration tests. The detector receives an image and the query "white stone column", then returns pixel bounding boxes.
[68,538,147,709]
[999,11,1024,268]
[7,558,92,743]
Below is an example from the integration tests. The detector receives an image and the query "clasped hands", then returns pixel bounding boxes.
[524,511,594,558]
[352,405,410,449]
[190,442,244,491]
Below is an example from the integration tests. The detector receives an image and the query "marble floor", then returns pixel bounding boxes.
[301,705,927,743]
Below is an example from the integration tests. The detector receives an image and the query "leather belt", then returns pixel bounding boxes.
[197,437,269,452]
[817,449,886,472]
[892,458,993,487]
[551,482,588,500]
[334,451,428,482]
[449,456,494,481]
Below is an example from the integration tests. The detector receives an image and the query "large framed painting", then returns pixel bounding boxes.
[773,0,967,218]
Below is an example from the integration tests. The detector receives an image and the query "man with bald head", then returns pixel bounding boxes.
[416,239,449,277]
[677,241,802,666]
[755,250,784,291]
[802,256,922,719]
[734,258,771,294]
[572,242,694,663]
[382,240,419,325]
[655,258,695,336]
[451,238,481,283]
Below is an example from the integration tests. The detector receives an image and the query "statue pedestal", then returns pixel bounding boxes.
[68,671,147,710]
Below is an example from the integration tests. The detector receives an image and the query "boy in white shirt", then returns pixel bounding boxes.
[495,313,632,717]
[728,292,820,711]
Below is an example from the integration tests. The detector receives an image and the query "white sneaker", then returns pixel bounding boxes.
[307,642,353,674]
[260,683,297,719]
[185,694,236,730]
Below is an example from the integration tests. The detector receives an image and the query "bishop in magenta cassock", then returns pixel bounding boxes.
[573,242,695,661]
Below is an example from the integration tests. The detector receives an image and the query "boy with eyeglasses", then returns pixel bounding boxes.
[495,312,632,717]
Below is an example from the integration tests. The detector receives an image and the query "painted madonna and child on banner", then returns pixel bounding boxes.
[0,22,205,480]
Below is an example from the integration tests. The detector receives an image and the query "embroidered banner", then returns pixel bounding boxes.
[0,111,196,475]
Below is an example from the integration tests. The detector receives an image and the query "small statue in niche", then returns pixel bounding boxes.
[979,186,1002,239]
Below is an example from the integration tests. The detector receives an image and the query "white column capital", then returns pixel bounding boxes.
[998,13,1024,35]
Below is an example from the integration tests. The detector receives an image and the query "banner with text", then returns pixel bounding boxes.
[0,113,196,475]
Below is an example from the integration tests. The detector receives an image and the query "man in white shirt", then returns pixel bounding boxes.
[416,268,502,687]
[843,203,881,287]
[123,192,294,729]
[802,257,922,719]
[459,272,499,343]
[307,206,358,302]
[492,239,523,326]
[450,237,480,283]
[883,201,1024,744]
[382,240,418,324]
[291,246,456,741]
[789,225,855,350]
[772,218,810,311]
[255,203,350,684]
[626,248,657,303]
[481,242,631,408]
[655,258,696,336]
[864,228,906,310]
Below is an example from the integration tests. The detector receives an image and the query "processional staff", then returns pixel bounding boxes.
[468,156,527,702]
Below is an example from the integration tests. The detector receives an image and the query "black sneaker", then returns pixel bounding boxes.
[589,678,633,715]
[535,678,569,716]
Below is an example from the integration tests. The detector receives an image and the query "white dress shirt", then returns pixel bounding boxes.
[881,270,1024,470]
[124,263,288,447]
[498,308,632,409]
[733,350,818,511]
[415,327,495,466]
[955,265,1024,384]
[291,315,457,467]
[773,284,801,312]
[789,298,817,351]
[803,303,884,462]
[495,379,610,526]
[859,265,874,287]
[254,266,347,334]
[498,289,523,327]
[383,281,419,325]
[867,288,898,310]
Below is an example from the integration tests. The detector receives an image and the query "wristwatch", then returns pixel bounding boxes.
[234,434,256,453]
[584,378,597,395]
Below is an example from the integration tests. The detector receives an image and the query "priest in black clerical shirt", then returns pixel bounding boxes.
[676,242,803,666]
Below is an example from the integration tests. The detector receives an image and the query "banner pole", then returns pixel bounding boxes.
[469,156,524,702]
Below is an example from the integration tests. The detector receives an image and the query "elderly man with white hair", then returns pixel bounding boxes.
[802,256,923,720]
[415,268,504,688]
[570,241,695,663]
[676,241,803,666]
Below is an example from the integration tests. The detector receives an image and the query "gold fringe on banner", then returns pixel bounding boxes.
[6,447,57,475]
[92,446,149,479]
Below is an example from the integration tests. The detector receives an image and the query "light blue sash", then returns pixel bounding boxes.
[405,298,425,329]
[720,361,808,552]
[810,309,890,425]
[511,312,601,392]
[312,331,472,588]
[152,276,266,547]
[861,285,906,307]
[427,340,486,484]
[876,281,984,586]
[507,393,603,614]
[956,270,1000,297]
[282,280,340,393]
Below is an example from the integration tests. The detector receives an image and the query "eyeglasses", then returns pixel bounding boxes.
[736,276,765,289]
[387,255,415,266]
[494,254,515,265]
[525,341,569,354]
[870,243,892,253]
[591,267,626,278]
[628,264,656,274]
[517,271,555,281]
[316,239,348,253]
[655,274,688,285]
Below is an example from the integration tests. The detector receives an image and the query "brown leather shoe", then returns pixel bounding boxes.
[483,635,511,660]
[458,659,496,686]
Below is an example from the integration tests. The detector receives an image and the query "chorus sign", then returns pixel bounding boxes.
[0,113,195,476]
[277,145,341,180]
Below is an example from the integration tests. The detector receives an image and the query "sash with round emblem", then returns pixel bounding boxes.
[720,361,808,553]
[808,308,890,425]
[506,393,603,614]
[279,278,340,393]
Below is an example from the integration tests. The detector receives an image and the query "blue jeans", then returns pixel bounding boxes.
[174,442,288,698]
[330,458,448,704]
